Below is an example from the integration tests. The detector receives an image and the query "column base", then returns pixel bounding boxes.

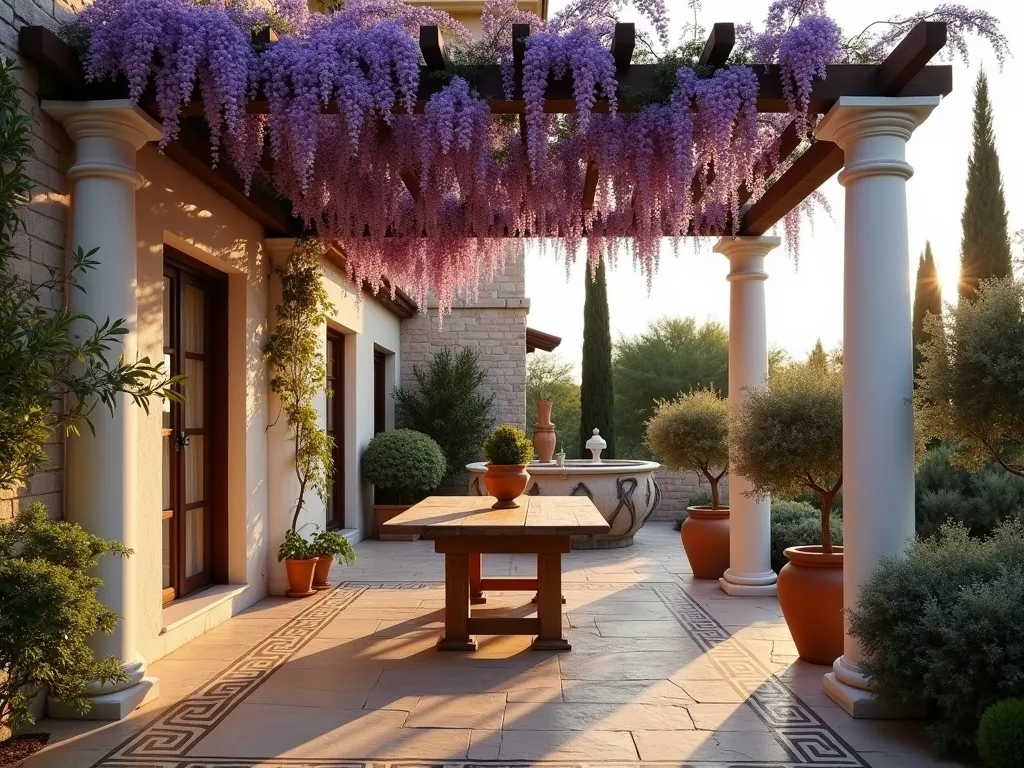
[823,672,924,719]
[719,568,777,596]
[48,677,159,720]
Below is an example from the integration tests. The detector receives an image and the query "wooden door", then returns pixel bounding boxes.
[162,255,226,604]
[325,331,345,530]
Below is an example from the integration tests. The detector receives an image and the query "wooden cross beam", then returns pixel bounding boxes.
[739,19,945,235]
[419,25,450,71]
[611,23,635,72]
[699,23,736,67]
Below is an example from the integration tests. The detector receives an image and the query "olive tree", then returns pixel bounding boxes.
[645,388,728,509]
[917,278,1024,478]
[732,363,843,553]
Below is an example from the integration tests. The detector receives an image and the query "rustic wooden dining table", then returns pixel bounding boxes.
[381,495,610,651]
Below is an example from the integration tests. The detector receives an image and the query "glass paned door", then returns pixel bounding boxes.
[162,263,216,603]
[326,331,345,530]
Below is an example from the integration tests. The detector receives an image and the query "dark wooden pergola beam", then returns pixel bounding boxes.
[611,23,635,72]
[582,161,599,211]
[739,19,945,235]
[699,23,736,67]
[736,121,802,209]
[419,25,450,70]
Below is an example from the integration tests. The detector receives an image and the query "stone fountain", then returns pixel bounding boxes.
[467,429,661,549]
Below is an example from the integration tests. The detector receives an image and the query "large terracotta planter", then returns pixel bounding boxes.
[777,545,844,665]
[533,399,557,463]
[484,463,531,509]
[374,504,417,541]
[681,505,730,579]
[312,555,333,589]
[284,558,317,598]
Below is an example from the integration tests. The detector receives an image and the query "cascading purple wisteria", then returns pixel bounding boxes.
[71,0,1006,311]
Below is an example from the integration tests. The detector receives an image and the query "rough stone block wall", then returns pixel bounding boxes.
[0,0,82,521]
[649,470,731,522]
[400,247,529,431]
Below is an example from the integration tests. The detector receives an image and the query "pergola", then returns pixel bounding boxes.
[21,17,951,718]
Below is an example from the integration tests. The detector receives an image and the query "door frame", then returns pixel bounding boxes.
[162,247,230,603]
[326,329,346,530]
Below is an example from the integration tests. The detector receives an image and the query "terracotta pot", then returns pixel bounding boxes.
[284,557,317,597]
[483,463,531,509]
[374,504,418,541]
[312,555,333,589]
[681,506,730,579]
[536,399,554,428]
[533,427,557,463]
[777,545,844,665]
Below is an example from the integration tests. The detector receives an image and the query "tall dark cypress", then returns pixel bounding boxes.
[959,70,1012,301]
[913,241,943,380]
[580,259,615,458]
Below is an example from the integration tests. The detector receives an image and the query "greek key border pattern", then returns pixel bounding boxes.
[96,586,365,766]
[90,579,866,767]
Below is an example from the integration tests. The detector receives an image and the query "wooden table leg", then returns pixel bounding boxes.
[533,550,571,651]
[469,552,486,605]
[437,552,477,651]
[532,553,565,605]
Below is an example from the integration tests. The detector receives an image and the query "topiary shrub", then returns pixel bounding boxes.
[363,429,446,504]
[484,424,534,465]
[848,520,1024,755]
[977,699,1024,768]
[687,487,713,508]
[769,501,843,574]
[645,389,729,509]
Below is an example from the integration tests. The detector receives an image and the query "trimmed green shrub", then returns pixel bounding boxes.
[484,424,534,465]
[0,504,131,731]
[770,500,843,574]
[848,521,1024,755]
[363,429,446,503]
[977,699,1024,768]
[645,389,728,509]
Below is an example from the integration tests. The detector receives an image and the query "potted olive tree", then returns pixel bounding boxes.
[917,278,1024,479]
[483,424,534,509]
[364,429,446,540]
[266,240,336,597]
[646,389,729,579]
[732,363,844,665]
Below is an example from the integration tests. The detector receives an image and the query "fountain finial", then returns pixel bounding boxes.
[586,428,607,463]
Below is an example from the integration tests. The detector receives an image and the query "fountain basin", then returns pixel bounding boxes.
[466,459,662,548]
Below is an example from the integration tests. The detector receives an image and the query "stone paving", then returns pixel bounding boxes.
[25,523,961,768]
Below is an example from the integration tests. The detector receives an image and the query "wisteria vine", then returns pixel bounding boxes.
[70,0,1006,312]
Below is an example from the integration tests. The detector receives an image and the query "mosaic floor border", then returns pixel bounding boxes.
[90,579,867,767]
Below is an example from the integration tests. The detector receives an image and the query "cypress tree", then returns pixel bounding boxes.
[808,339,828,370]
[959,70,1012,301]
[580,259,616,457]
[913,241,943,379]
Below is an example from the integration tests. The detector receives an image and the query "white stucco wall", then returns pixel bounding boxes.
[134,146,271,662]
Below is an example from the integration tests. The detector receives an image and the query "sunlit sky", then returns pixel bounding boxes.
[524,0,1021,376]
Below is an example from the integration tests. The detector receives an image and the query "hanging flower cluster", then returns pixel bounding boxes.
[72,0,1005,311]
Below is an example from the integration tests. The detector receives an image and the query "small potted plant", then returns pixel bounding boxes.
[732,362,844,665]
[483,424,534,509]
[276,530,317,597]
[646,389,730,579]
[309,526,358,589]
[363,429,446,540]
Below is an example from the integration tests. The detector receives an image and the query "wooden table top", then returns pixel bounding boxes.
[381,496,611,537]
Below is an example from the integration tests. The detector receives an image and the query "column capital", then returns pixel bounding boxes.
[265,238,298,269]
[713,236,781,282]
[816,96,939,187]
[43,100,162,148]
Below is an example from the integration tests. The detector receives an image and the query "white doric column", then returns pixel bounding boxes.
[43,101,162,719]
[714,235,781,596]
[817,96,939,717]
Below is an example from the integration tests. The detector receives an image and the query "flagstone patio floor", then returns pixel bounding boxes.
[25,522,961,768]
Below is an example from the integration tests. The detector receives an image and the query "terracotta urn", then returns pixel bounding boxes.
[484,463,531,509]
[681,506,730,579]
[777,546,844,665]
[533,399,557,463]
[312,555,333,589]
[284,558,317,597]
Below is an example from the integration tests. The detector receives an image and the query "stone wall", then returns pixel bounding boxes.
[0,0,84,521]
[649,470,731,522]
[399,244,529,431]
